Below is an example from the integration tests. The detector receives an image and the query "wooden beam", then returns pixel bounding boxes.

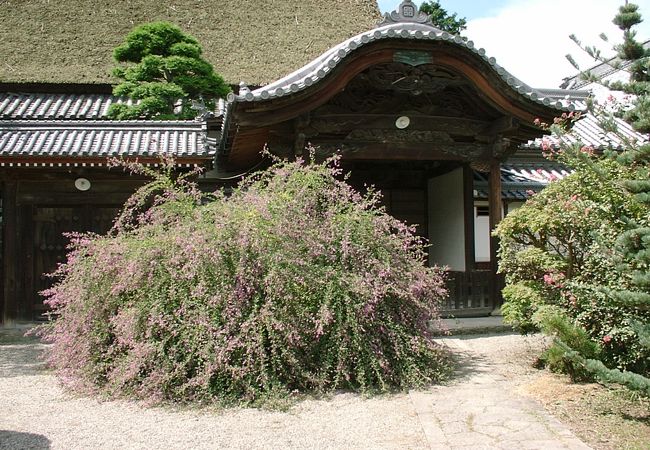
[20,204,34,321]
[480,116,519,137]
[308,114,490,136]
[463,164,475,271]
[488,159,503,309]
[311,141,490,161]
[295,132,306,161]
[326,145,463,161]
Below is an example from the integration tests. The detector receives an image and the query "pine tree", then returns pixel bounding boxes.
[107,22,230,120]
[418,1,467,35]
[570,2,650,394]
[608,2,650,363]
[610,3,650,132]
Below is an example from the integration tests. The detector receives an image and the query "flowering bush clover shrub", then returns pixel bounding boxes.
[39,158,450,405]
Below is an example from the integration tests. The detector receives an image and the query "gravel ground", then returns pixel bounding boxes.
[0,332,569,450]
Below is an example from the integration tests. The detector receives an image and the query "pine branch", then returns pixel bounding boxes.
[555,340,650,397]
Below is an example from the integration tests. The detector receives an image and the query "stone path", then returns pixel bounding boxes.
[0,331,591,449]
[408,336,591,450]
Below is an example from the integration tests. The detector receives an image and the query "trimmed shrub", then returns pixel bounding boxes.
[501,282,545,333]
[39,158,450,405]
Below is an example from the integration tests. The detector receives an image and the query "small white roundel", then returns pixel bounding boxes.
[395,116,410,129]
[75,178,91,191]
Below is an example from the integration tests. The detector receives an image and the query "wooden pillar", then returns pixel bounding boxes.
[294,114,310,162]
[488,160,503,308]
[2,179,17,324]
[463,164,475,272]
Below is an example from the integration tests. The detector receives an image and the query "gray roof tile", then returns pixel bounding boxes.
[560,40,650,90]
[0,93,134,120]
[0,120,210,162]
[522,114,648,151]
[474,163,571,200]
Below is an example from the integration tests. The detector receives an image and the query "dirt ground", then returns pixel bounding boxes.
[522,372,650,450]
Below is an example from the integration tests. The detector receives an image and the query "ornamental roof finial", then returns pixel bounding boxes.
[238,81,251,96]
[380,0,432,26]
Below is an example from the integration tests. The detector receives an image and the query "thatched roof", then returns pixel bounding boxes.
[0,0,380,86]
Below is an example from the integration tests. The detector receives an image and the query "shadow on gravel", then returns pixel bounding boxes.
[436,340,494,384]
[453,352,493,383]
[435,332,546,385]
[0,332,49,378]
[0,430,51,449]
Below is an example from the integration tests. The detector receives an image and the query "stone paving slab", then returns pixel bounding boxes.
[409,337,591,450]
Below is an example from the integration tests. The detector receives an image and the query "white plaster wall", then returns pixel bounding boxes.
[474,200,515,262]
[507,201,525,214]
[474,201,490,263]
[428,168,465,271]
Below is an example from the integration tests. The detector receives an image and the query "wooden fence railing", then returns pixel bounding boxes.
[442,270,502,317]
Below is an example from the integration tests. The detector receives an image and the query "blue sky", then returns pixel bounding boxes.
[377,1,650,88]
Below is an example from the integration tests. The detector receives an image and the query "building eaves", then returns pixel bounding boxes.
[521,113,648,151]
[560,40,650,90]
[474,163,571,200]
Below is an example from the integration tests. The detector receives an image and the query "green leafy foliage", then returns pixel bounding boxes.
[418,1,467,35]
[107,22,230,120]
[37,157,450,406]
[556,340,650,397]
[495,154,649,375]
[501,282,545,333]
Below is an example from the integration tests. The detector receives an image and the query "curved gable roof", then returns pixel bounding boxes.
[230,22,582,114]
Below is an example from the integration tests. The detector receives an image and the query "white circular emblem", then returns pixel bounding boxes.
[74,178,91,191]
[395,116,410,129]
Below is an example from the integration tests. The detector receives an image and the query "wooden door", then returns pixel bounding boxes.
[382,188,428,239]
[29,205,120,320]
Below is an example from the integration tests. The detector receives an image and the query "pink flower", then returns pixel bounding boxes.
[543,274,554,286]
[543,272,565,288]
[580,145,595,156]
[603,335,612,343]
